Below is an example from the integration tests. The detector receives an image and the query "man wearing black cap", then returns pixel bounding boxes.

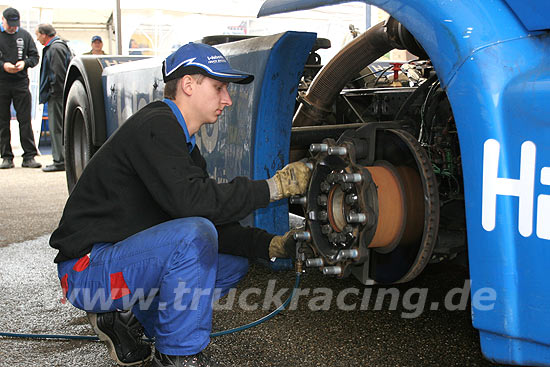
[83,35,106,55]
[50,42,310,367]
[0,7,41,169]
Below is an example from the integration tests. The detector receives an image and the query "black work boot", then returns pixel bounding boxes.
[0,158,14,169]
[153,350,221,367]
[22,157,42,168]
[87,310,153,366]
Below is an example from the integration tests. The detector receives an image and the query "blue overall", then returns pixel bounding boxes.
[57,217,249,356]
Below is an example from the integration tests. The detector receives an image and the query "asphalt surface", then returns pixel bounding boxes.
[0,155,498,367]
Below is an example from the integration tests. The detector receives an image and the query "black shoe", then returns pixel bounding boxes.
[42,163,65,172]
[153,350,220,367]
[87,310,153,366]
[22,158,42,168]
[0,158,14,169]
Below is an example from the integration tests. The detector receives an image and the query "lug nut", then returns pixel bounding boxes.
[327,146,347,156]
[336,233,347,243]
[323,266,342,275]
[318,210,328,221]
[321,224,333,235]
[328,232,338,243]
[341,183,354,192]
[347,211,367,224]
[306,258,324,267]
[345,194,358,205]
[326,173,338,184]
[293,231,311,242]
[289,195,307,205]
[343,225,354,233]
[320,181,331,193]
[317,194,328,207]
[310,143,328,153]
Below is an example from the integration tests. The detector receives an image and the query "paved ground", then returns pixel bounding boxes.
[0,155,68,247]
[0,155,497,367]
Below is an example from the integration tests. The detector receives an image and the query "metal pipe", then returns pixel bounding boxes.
[114,0,122,55]
[292,21,393,127]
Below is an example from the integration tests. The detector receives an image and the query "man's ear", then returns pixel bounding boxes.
[180,75,194,96]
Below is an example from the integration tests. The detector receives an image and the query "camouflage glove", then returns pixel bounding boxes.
[269,229,299,259]
[266,161,311,202]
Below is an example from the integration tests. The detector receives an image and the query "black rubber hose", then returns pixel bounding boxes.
[0,273,302,342]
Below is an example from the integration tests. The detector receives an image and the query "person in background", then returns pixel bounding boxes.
[83,35,105,55]
[35,23,72,172]
[0,7,41,169]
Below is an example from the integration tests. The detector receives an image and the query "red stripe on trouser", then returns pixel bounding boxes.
[72,254,90,272]
[60,273,68,304]
[110,271,131,300]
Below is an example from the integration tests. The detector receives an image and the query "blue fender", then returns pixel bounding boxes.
[258,1,550,365]
[215,32,317,233]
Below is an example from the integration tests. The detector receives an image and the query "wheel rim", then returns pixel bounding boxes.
[72,106,89,180]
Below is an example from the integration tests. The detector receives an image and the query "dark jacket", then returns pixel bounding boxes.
[39,37,72,104]
[50,101,273,263]
[0,27,39,84]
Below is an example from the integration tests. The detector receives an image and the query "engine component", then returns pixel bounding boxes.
[293,17,427,128]
[298,127,439,284]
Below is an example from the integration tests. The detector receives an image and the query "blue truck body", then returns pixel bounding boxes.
[260,1,550,364]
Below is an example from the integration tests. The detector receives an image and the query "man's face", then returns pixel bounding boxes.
[92,40,103,52]
[2,17,18,34]
[192,77,233,125]
[35,30,47,45]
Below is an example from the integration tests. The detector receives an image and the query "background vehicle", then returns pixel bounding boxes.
[62,0,550,365]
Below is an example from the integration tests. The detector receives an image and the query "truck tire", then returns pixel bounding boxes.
[64,79,96,192]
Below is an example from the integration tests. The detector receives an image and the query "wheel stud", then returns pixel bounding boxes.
[293,231,312,242]
[327,146,347,156]
[289,195,307,205]
[347,211,367,223]
[323,266,342,275]
[310,143,328,153]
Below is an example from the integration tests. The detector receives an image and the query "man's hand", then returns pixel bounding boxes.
[266,161,311,202]
[269,229,299,259]
[3,62,18,74]
[15,60,25,72]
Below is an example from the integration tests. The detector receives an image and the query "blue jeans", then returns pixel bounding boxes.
[57,217,249,355]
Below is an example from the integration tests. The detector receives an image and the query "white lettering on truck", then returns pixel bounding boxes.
[482,139,550,240]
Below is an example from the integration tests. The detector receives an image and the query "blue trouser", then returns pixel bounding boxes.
[57,217,249,355]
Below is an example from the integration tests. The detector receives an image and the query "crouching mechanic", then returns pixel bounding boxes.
[49,42,311,367]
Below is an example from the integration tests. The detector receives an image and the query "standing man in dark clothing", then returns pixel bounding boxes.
[0,7,41,169]
[35,23,72,172]
[50,42,310,367]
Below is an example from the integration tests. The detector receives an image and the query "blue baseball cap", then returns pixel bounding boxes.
[91,35,102,42]
[162,42,254,84]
